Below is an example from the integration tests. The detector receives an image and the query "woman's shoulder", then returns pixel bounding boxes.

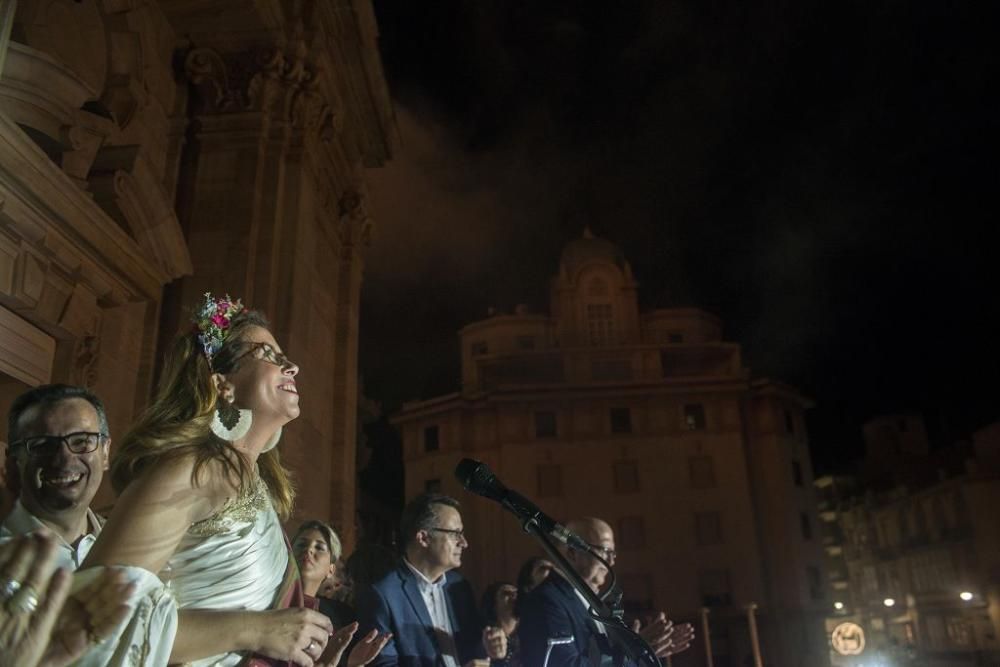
[130,450,238,512]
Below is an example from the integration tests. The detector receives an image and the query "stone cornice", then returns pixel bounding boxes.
[0,112,168,302]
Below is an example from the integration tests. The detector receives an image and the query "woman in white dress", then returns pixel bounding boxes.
[80,295,377,666]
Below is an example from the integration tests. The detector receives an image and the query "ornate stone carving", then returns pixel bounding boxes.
[183,45,341,136]
[337,187,372,249]
[73,333,100,387]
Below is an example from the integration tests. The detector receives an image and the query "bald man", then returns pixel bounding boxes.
[518,518,693,666]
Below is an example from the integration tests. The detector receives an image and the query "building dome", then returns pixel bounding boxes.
[559,228,627,275]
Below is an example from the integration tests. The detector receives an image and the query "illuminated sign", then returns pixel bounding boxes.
[831,622,865,656]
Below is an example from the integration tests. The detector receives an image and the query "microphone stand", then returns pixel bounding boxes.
[520,516,660,667]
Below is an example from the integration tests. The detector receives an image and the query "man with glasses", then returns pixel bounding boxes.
[1,384,110,570]
[357,492,507,666]
[519,517,693,666]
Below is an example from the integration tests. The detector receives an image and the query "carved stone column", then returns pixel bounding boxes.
[175,44,365,541]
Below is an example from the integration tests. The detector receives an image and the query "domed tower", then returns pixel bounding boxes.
[550,228,640,347]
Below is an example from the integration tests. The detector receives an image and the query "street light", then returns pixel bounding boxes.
[883,597,896,607]
[834,601,845,610]
[960,591,974,602]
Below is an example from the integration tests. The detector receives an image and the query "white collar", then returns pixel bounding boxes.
[3,500,102,547]
[403,557,447,589]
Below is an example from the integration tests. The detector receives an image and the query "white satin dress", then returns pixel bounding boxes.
[73,475,288,666]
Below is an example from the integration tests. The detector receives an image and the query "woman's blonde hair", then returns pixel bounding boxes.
[111,309,295,518]
[294,520,343,562]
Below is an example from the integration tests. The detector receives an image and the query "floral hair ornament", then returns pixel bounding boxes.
[193,292,246,367]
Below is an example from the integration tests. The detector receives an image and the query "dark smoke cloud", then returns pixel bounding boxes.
[364,0,1000,469]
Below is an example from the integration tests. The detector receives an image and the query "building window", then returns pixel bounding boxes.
[807,566,824,600]
[534,411,557,438]
[668,332,684,344]
[618,516,646,549]
[424,478,442,493]
[423,425,440,452]
[699,569,732,607]
[516,335,535,350]
[620,574,654,613]
[784,409,795,434]
[587,304,615,346]
[695,512,723,546]
[537,464,563,497]
[801,512,813,540]
[613,461,640,494]
[946,618,973,647]
[688,456,716,489]
[683,404,706,430]
[471,341,488,356]
[592,358,631,381]
[791,460,803,487]
[610,407,632,434]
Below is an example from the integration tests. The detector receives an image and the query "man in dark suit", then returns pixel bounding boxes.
[357,493,507,667]
[519,518,693,666]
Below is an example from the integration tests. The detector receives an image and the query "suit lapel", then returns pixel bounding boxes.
[399,567,436,632]
[443,573,460,636]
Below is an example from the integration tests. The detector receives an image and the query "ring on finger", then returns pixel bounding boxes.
[6,583,40,614]
[306,640,317,654]
[0,575,21,600]
[84,617,102,645]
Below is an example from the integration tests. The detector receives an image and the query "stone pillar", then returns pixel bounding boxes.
[175,44,365,541]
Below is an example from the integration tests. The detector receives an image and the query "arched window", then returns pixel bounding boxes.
[587,303,615,345]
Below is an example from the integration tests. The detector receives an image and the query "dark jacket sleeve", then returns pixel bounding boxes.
[518,586,593,667]
[355,584,399,667]
[450,576,488,663]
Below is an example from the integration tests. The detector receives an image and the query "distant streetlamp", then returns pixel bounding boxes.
[883,598,896,607]
[834,601,845,610]
[960,591,974,602]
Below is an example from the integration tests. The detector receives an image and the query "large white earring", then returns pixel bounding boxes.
[261,426,282,452]
[210,398,252,442]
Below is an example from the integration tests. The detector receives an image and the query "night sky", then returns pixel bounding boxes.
[360,0,998,472]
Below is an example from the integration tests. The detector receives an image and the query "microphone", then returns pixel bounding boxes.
[454,458,591,551]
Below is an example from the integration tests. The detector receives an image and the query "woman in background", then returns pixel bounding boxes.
[481,581,520,667]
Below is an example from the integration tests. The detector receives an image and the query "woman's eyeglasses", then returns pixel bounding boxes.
[238,342,296,371]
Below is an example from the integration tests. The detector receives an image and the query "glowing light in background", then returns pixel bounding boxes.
[960,591,974,601]
[834,601,845,610]
[883,597,895,607]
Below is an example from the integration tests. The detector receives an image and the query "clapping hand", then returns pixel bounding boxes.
[633,611,695,658]
[345,628,391,667]
[482,625,507,660]
[43,567,135,667]
[1,531,134,667]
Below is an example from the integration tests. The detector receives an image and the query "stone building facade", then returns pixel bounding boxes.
[0,0,396,547]
[817,418,1000,666]
[394,231,830,667]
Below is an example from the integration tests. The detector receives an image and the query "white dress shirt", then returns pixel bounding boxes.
[404,558,461,667]
[0,500,103,571]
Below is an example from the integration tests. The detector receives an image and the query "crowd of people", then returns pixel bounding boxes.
[0,294,693,666]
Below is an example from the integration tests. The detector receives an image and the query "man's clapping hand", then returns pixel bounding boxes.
[632,611,695,657]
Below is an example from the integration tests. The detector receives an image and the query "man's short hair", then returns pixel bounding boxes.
[399,492,460,551]
[7,384,110,446]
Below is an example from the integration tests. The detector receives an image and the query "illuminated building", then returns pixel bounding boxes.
[394,230,829,666]
[816,418,1000,665]
[0,1,397,545]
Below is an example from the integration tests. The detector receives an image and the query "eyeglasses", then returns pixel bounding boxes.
[239,342,296,371]
[428,527,467,541]
[10,432,107,458]
[586,543,617,562]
